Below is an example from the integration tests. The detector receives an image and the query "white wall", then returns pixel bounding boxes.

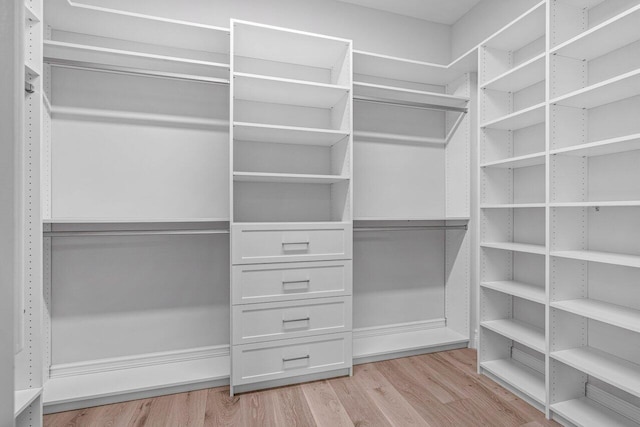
[80,0,452,63]
[451,0,540,59]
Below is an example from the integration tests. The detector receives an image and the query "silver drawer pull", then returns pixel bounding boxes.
[282,355,310,362]
[282,317,310,323]
[282,241,310,246]
[282,279,310,285]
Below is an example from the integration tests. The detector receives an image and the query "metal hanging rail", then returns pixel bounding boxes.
[43,229,230,238]
[354,225,467,232]
[353,95,468,113]
[44,58,231,86]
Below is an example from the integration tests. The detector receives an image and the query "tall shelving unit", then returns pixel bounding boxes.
[478,0,640,425]
[229,20,353,394]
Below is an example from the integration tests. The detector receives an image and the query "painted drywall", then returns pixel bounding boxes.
[78,0,452,63]
[451,0,540,59]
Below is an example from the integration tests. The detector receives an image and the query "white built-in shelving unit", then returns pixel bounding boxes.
[479,0,640,425]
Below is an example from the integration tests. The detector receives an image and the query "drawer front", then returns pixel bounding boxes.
[232,296,352,344]
[232,260,352,305]
[232,223,353,264]
[232,333,352,386]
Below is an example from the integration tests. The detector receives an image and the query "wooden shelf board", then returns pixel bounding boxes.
[480,103,545,130]
[481,242,546,255]
[551,134,640,157]
[233,72,349,108]
[43,355,229,407]
[353,327,468,361]
[480,358,545,405]
[552,347,640,398]
[481,319,545,353]
[481,203,546,209]
[483,1,546,52]
[481,152,545,168]
[551,249,640,268]
[481,281,545,304]
[43,218,229,224]
[233,122,348,146]
[551,5,640,60]
[481,53,545,92]
[551,298,640,334]
[551,201,640,208]
[15,388,42,417]
[552,397,640,427]
[353,81,468,109]
[551,69,640,110]
[233,172,349,184]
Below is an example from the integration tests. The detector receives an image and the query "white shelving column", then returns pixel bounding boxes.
[478,1,548,412]
[230,20,353,394]
[548,0,640,426]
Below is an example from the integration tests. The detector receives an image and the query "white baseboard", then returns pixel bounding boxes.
[587,384,640,425]
[353,318,446,339]
[50,345,229,378]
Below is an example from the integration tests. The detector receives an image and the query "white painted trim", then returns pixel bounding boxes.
[587,383,640,425]
[353,318,446,339]
[50,345,229,378]
[512,347,545,374]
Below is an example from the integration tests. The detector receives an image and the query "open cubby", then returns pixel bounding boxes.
[481,164,545,205]
[480,81,545,126]
[480,123,545,165]
[481,207,545,249]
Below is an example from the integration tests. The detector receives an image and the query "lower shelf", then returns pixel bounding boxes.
[480,358,545,405]
[353,325,468,364]
[552,397,640,427]
[44,350,230,413]
[15,388,42,417]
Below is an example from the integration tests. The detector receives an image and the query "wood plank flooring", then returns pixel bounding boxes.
[43,349,560,427]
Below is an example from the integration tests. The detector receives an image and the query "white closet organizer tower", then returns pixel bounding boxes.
[229,21,354,394]
[479,1,640,425]
[351,50,472,362]
[40,0,232,413]
[15,0,45,424]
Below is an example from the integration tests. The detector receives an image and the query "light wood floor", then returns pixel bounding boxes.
[44,348,559,427]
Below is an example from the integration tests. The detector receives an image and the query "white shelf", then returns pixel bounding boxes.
[233,172,349,184]
[551,69,640,109]
[552,347,640,398]
[353,326,468,362]
[354,217,470,222]
[15,388,42,417]
[551,134,640,157]
[481,152,545,168]
[481,242,546,255]
[551,4,640,60]
[552,397,640,427]
[482,281,545,304]
[480,358,545,405]
[353,50,457,86]
[233,122,348,146]
[353,82,468,109]
[481,319,545,353]
[46,0,230,55]
[233,72,349,108]
[551,249,640,268]
[551,299,640,334]
[481,203,546,209]
[43,218,229,224]
[480,103,545,130]
[483,1,546,52]
[551,201,640,208]
[481,53,545,92]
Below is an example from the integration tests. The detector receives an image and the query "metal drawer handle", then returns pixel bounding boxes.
[282,355,310,362]
[282,241,310,246]
[282,279,311,285]
[282,317,310,323]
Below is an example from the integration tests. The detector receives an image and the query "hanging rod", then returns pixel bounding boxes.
[43,229,230,238]
[353,96,468,113]
[354,225,467,232]
[44,58,231,86]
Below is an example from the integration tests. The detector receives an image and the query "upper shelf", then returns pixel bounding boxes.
[233,73,349,108]
[551,249,640,269]
[481,53,545,92]
[233,172,349,185]
[551,4,640,60]
[481,152,545,169]
[551,133,640,157]
[482,1,545,52]
[353,82,468,112]
[551,69,640,109]
[232,20,350,70]
[46,0,230,55]
[481,103,545,130]
[551,298,640,334]
[233,122,349,146]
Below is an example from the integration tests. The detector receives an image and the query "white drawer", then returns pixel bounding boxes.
[232,296,352,344]
[232,223,352,264]
[232,260,352,305]
[232,333,352,386]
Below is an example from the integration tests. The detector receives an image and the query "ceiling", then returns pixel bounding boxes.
[336,0,483,25]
